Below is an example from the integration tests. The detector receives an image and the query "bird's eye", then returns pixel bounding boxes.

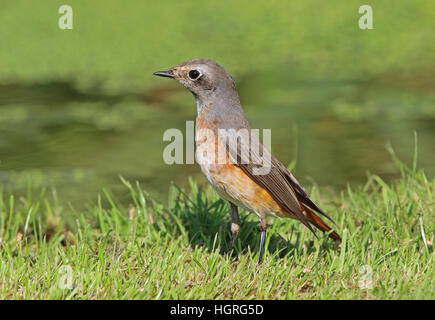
[188,70,200,80]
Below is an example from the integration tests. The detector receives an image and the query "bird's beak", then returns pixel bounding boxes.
[153,70,174,78]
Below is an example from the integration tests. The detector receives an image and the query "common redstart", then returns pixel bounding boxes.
[154,59,340,265]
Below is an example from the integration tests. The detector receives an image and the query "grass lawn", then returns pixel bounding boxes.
[0,151,433,300]
[1,0,434,300]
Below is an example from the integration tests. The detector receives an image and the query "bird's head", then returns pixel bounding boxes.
[153,59,237,103]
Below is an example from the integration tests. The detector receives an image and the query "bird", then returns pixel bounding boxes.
[153,59,341,265]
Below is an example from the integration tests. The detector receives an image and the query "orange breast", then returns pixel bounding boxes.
[195,115,294,219]
[211,163,292,218]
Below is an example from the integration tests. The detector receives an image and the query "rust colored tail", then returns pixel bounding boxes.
[300,203,341,241]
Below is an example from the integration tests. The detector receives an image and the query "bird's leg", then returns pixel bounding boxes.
[228,203,241,253]
[257,217,267,266]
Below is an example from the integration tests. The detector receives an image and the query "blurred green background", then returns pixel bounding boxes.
[1,0,434,206]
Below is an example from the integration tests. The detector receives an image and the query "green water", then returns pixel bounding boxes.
[1,76,434,206]
[0,1,434,206]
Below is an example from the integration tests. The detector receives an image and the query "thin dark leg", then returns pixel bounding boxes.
[257,217,267,266]
[228,203,241,253]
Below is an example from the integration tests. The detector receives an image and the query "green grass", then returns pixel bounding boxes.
[0,154,433,299]
[1,1,435,92]
[1,0,434,300]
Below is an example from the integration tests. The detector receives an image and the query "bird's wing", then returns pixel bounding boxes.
[219,132,315,234]
[218,129,317,235]
[273,159,337,225]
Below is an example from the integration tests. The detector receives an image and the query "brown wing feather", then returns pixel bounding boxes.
[238,161,317,236]
[274,160,337,225]
[220,130,316,236]
[220,129,338,238]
